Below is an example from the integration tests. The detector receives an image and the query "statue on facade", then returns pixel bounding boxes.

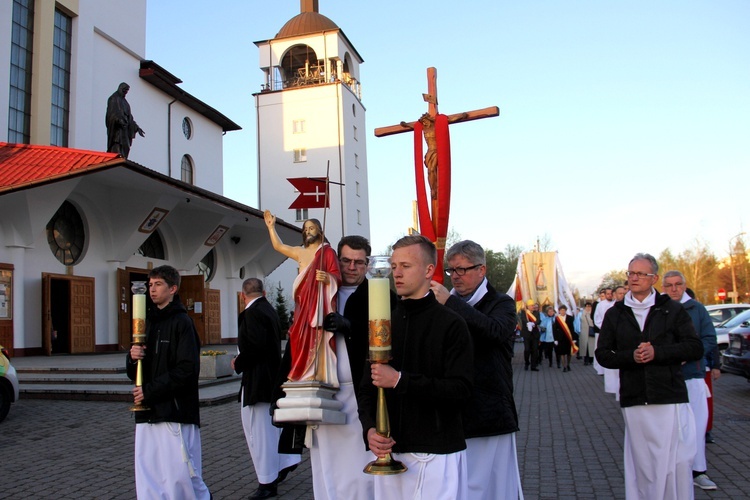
[106,82,144,158]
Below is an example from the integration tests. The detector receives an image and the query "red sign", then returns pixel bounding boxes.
[717,288,727,300]
[288,177,329,209]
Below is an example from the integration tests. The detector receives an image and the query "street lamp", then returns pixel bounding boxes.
[729,232,746,304]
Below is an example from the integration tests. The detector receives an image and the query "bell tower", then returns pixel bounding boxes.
[254,0,369,246]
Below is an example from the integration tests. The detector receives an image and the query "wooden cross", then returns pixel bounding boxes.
[374,67,499,281]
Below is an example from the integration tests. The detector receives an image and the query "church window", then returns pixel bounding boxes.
[182,117,193,139]
[356,181,360,197]
[181,155,194,184]
[47,201,86,266]
[198,249,216,282]
[354,153,359,169]
[50,8,72,147]
[293,119,306,134]
[137,231,166,260]
[353,125,358,141]
[295,209,308,221]
[357,209,362,225]
[8,0,34,144]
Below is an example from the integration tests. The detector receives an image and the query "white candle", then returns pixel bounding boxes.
[132,294,146,320]
[368,277,390,321]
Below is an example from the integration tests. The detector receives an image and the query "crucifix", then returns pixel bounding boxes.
[374,67,499,282]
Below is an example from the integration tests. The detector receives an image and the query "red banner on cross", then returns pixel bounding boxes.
[288,177,329,209]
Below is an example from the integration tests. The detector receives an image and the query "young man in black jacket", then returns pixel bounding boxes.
[359,234,474,499]
[596,253,703,500]
[127,265,210,499]
[431,240,523,499]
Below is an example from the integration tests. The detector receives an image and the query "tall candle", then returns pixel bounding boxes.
[368,276,392,363]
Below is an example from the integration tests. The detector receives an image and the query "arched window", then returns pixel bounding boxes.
[198,249,215,282]
[47,200,85,265]
[137,231,166,260]
[181,155,194,184]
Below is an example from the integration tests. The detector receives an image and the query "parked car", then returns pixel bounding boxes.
[704,303,750,326]
[713,308,750,354]
[0,344,19,422]
[721,320,750,379]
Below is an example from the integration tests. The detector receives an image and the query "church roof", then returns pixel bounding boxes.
[275,11,339,39]
[0,143,122,192]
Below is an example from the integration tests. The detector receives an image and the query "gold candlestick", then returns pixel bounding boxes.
[130,281,150,412]
[364,256,407,475]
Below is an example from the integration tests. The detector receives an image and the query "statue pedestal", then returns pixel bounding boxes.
[273,381,346,425]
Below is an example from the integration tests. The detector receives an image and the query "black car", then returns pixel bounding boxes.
[721,320,750,380]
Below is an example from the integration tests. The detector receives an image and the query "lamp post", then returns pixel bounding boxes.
[729,232,746,305]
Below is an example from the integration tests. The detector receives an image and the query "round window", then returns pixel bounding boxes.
[47,201,85,265]
[182,117,193,140]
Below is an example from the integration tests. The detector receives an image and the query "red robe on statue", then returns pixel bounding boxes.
[288,243,341,384]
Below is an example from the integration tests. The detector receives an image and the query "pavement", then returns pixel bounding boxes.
[2,343,750,499]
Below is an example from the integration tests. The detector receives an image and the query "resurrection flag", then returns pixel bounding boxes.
[288,177,329,209]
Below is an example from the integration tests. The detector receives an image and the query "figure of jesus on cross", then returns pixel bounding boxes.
[375,67,499,282]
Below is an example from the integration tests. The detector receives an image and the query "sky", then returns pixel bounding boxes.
[145,0,750,295]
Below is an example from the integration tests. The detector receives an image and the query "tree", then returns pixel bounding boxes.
[658,241,720,304]
[596,270,627,292]
[271,282,291,338]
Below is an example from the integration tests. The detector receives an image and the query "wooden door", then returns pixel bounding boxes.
[0,264,13,356]
[180,275,206,345]
[42,274,52,356]
[69,277,95,354]
[205,289,221,345]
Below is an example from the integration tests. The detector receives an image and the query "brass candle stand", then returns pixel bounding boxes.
[363,256,407,475]
[129,281,150,412]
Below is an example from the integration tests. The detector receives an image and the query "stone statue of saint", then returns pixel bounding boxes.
[264,210,341,386]
[106,82,144,158]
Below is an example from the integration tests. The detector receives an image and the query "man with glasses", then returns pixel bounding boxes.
[662,270,718,491]
[596,253,703,500]
[431,240,523,499]
[313,236,396,499]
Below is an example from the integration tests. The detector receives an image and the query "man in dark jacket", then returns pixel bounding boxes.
[359,234,473,499]
[662,270,718,491]
[233,278,300,499]
[596,253,703,500]
[127,265,210,499]
[518,299,541,371]
[431,240,523,499]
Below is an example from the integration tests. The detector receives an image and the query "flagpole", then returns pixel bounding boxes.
[314,161,331,381]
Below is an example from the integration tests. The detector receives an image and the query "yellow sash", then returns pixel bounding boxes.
[556,315,579,354]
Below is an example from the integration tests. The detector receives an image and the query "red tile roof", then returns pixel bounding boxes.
[0,142,123,192]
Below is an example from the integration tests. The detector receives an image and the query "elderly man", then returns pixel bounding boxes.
[359,235,474,499]
[233,278,301,499]
[596,253,703,500]
[662,271,718,491]
[431,240,523,499]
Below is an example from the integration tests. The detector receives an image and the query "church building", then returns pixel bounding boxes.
[0,0,301,355]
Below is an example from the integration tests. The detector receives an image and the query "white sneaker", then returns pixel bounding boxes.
[693,474,717,490]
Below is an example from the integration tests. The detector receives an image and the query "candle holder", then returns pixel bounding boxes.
[364,256,407,475]
[129,281,150,412]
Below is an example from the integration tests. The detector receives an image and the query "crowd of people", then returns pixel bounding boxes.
[124,235,722,499]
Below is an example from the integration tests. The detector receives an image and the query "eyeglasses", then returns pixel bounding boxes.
[626,271,656,279]
[662,282,685,289]
[445,264,481,277]
[340,257,368,267]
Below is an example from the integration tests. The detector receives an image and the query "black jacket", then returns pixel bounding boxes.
[235,296,282,406]
[126,295,201,425]
[341,279,398,387]
[595,293,704,408]
[443,282,519,438]
[358,291,474,454]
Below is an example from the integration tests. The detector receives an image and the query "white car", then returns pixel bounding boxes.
[704,303,750,326]
[0,345,19,422]
[711,308,750,353]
